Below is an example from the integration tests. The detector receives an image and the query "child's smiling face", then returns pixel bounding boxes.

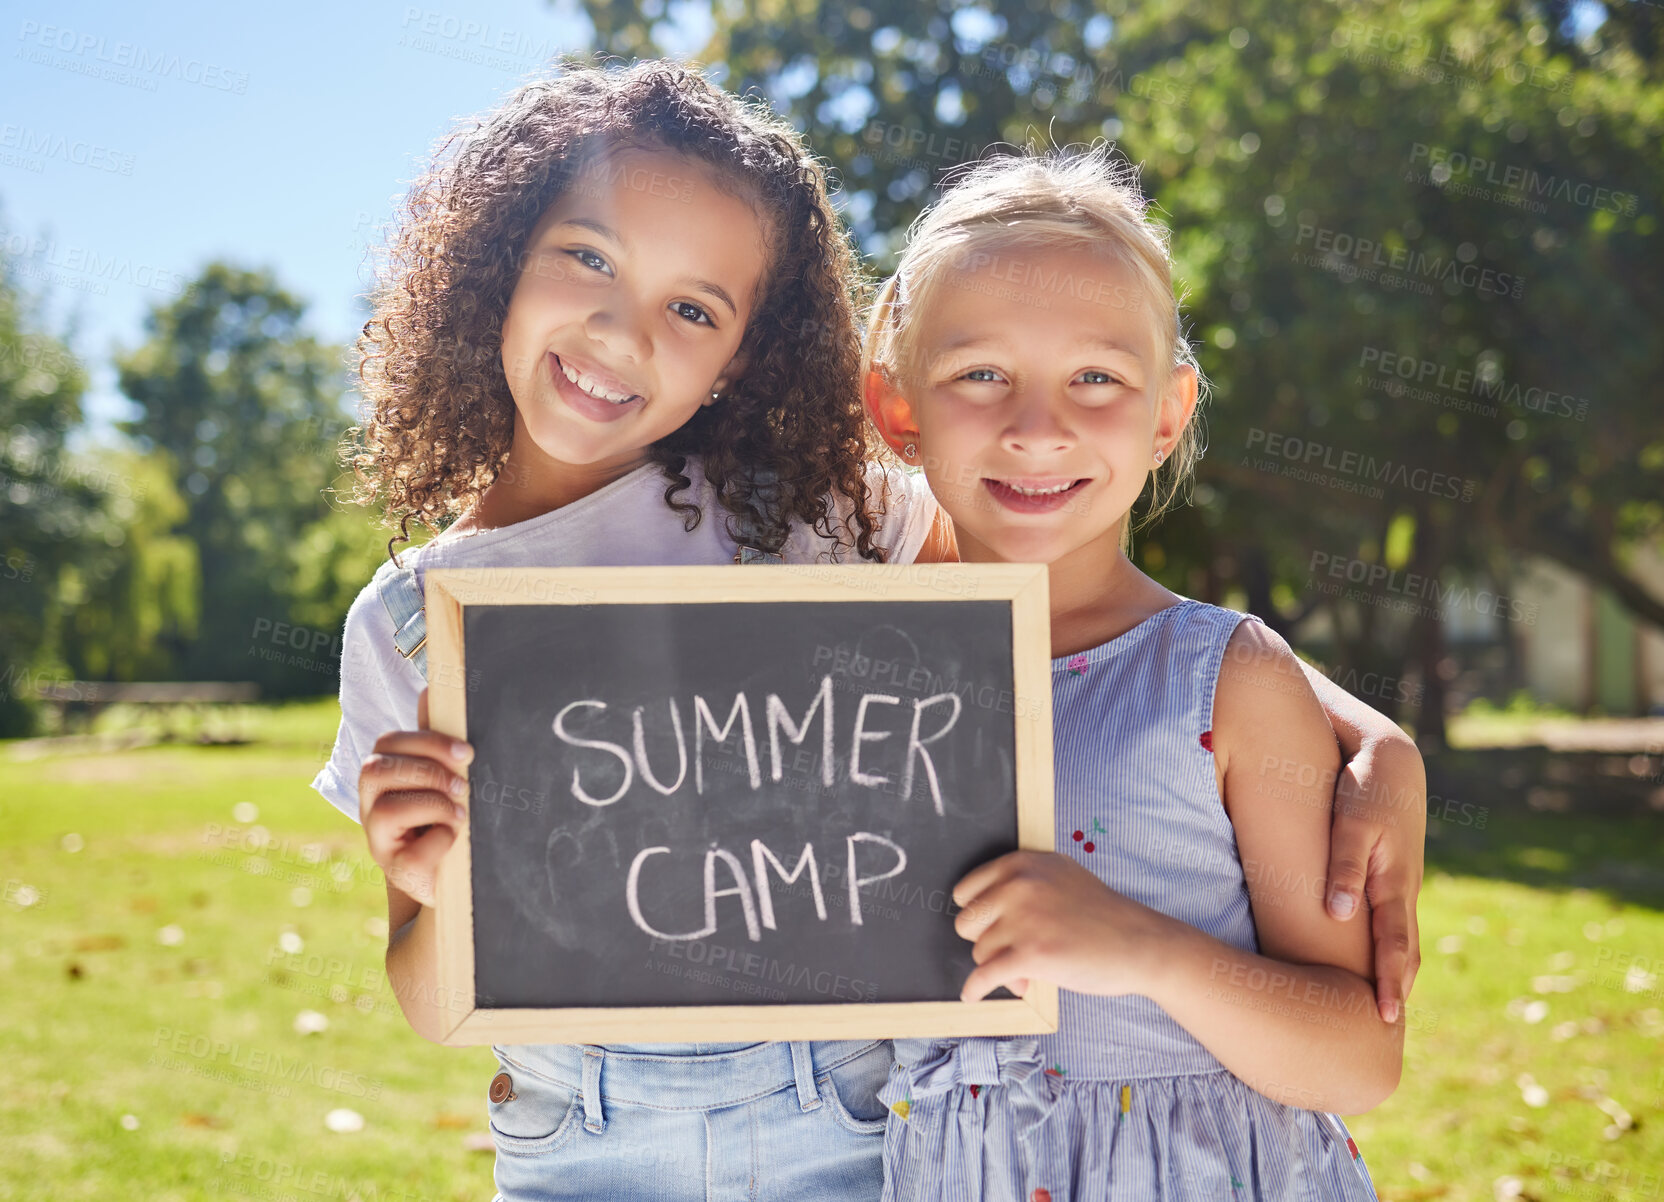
[500,145,770,470]
[878,242,1195,567]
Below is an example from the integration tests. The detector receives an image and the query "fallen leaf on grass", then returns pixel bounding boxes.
[73,934,126,952]
[181,1113,226,1128]
[433,1113,472,1129]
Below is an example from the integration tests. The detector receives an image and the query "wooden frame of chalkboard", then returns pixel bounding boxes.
[421,564,1055,1046]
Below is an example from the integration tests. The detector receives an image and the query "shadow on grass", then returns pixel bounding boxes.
[1423,747,1664,910]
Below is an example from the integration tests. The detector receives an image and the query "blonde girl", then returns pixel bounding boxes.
[860,145,1408,1200]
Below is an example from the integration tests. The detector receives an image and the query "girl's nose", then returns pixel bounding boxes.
[1001,386,1076,456]
[584,296,651,363]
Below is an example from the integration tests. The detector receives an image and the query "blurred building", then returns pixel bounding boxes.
[1507,550,1664,717]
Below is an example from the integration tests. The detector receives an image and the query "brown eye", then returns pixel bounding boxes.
[568,249,610,274]
[671,301,713,326]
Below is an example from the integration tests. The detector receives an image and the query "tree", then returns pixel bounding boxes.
[49,448,199,683]
[0,240,98,734]
[570,0,1664,742]
[112,263,370,693]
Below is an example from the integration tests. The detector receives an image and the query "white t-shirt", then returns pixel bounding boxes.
[311,457,938,823]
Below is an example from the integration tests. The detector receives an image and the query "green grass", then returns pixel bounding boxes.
[3,700,1662,1200]
[0,699,499,1201]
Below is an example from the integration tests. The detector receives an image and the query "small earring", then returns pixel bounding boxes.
[1153,449,1166,466]
[710,389,721,402]
[904,442,917,460]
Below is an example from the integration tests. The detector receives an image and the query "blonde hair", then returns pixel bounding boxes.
[861,142,1208,548]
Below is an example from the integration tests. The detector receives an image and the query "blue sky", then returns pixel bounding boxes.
[1,0,710,438]
[6,1,1612,442]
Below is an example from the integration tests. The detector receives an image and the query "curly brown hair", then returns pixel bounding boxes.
[349,56,886,560]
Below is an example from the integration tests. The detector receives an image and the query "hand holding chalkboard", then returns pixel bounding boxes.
[419,564,1057,1046]
[357,689,469,909]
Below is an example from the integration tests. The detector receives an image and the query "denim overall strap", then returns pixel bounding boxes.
[372,556,429,679]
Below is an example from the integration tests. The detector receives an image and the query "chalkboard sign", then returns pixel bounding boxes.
[422,565,1055,1045]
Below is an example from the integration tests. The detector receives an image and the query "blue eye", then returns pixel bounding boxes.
[671,300,714,326]
[960,368,1001,382]
[569,249,610,273]
[1079,370,1119,385]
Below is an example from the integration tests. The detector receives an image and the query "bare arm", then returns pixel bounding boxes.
[1191,621,1404,1110]
[360,689,472,1044]
[1143,918,1401,1113]
[384,885,478,1044]
[1299,660,1427,1024]
[955,853,1403,1113]
[953,621,1405,1115]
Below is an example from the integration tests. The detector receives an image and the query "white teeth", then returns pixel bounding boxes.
[1004,481,1075,496]
[558,357,636,404]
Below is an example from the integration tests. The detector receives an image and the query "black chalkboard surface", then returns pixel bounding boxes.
[422,565,1055,1045]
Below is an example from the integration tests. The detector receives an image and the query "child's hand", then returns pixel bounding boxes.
[1294,657,1427,1023]
[357,688,473,908]
[952,850,1176,1003]
[1327,736,1426,1025]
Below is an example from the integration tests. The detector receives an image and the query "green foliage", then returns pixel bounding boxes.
[0,249,394,708]
[49,449,200,683]
[111,264,378,693]
[0,248,96,734]
[579,0,1664,735]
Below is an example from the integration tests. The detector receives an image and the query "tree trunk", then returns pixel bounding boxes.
[1408,507,1450,751]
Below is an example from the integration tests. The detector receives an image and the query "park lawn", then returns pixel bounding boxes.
[2,700,1661,1201]
[1,699,500,1202]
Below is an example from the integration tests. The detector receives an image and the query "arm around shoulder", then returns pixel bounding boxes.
[1296,655,1427,1021]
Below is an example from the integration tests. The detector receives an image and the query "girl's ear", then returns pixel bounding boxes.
[864,366,921,459]
[707,348,752,406]
[1153,363,1199,460]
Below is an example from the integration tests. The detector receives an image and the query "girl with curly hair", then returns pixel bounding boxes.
[312,57,945,1201]
[314,56,1420,1202]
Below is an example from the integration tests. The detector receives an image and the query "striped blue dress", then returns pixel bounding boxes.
[876,599,1379,1201]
